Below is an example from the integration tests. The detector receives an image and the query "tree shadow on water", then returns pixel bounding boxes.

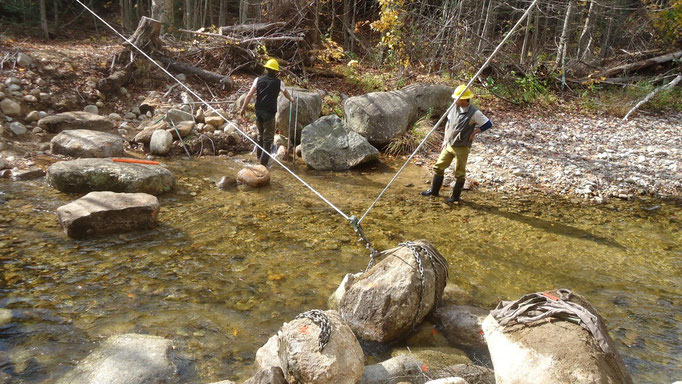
[465,201,626,251]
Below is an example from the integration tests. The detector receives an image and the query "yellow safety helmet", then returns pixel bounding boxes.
[263,58,280,71]
[452,84,474,100]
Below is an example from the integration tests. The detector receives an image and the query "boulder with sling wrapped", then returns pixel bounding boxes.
[337,240,448,343]
[482,289,633,384]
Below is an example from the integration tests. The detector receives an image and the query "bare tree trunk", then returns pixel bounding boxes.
[151,0,173,28]
[601,3,615,59]
[219,0,227,26]
[478,0,496,53]
[350,0,357,54]
[39,0,49,39]
[343,0,350,51]
[623,74,682,120]
[577,0,595,59]
[53,0,59,32]
[184,0,192,29]
[532,3,539,64]
[520,6,532,65]
[555,0,574,68]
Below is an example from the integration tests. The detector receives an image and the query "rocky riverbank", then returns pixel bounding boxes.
[420,110,681,203]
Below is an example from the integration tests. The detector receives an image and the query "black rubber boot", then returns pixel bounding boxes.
[447,180,465,203]
[421,174,444,196]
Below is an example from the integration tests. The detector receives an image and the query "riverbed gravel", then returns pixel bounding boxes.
[429,111,681,202]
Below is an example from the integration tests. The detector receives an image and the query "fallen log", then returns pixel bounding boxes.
[180,29,303,45]
[623,73,681,120]
[598,50,682,78]
[220,22,286,35]
[156,56,234,89]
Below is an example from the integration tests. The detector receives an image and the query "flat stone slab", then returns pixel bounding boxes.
[57,333,177,384]
[47,158,175,195]
[51,129,125,158]
[38,111,114,133]
[57,191,159,239]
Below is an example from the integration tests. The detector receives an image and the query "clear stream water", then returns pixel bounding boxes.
[0,157,680,383]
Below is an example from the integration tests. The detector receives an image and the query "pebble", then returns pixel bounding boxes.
[108,113,122,121]
[451,112,682,200]
[131,106,141,115]
[95,101,105,108]
[25,111,40,122]
[8,84,21,92]
[5,77,20,86]
[124,112,137,120]
[36,78,46,86]
[176,73,187,81]
[38,111,48,119]
[84,105,99,114]
[9,122,27,136]
[32,127,44,134]
[39,93,50,101]
[16,52,33,67]
[23,95,38,103]
[0,92,4,100]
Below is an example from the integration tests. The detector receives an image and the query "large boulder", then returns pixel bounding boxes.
[51,129,125,158]
[338,240,448,343]
[344,91,418,147]
[57,191,159,239]
[47,158,175,195]
[257,310,365,384]
[56,333,177,384]
[429,305,489,348]
[133,120,170,144]
[301,115,378,171]
[400,84,454,116]
[275,88,322,142]
[482,290,633,384]
[237,165,270,188]
[150,130,173,156]
[38,112,115,133]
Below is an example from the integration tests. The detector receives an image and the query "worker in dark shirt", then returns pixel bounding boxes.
[240,58,294,166]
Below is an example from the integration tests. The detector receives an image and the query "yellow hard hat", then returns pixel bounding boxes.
[452,85,473,100]
[264,58,280,71]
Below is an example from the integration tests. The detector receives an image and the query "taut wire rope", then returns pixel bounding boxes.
[357,0,540,224]
[76,0,351,222]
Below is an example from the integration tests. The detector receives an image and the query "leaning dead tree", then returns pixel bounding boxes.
[623,74,682,121]
[97,16,234,95]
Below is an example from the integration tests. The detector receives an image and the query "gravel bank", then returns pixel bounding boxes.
[431,111,681,202]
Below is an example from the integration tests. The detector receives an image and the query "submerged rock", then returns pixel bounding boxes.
[257,310,364,384]
[56,333,177,384]
[57,191,160,239]
[429,305,488,348]
[38,112,114,133]
[483,290,633,384]
[301,115,378,171]
[12,167,45,181]
[51,129,125,158]
[338,240,448,343]
[47,158,175,195]
[237,165,270,188]
[243,367,287,384]
[360,355,423,384]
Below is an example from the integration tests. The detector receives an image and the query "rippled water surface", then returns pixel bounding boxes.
[1,157,680,383]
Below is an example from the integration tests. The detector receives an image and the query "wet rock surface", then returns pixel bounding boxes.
[301,115,378,171]
[57,191,160,239]
[50,129,125,158]
[56,333,177,384]
[47,158,175,195]
[237,164,270,188]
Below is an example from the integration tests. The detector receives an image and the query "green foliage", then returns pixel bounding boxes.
[343,66,386,92]
[649,0,682,45]
[385,108,442,156]
[486,72,555,105]
[322,92,344,117]
[580,80,682,116]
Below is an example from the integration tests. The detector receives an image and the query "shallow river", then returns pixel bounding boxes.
[0,157,680,383]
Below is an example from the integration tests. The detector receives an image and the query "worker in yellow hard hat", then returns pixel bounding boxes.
[420,84,493,203]
[240,58,294,166]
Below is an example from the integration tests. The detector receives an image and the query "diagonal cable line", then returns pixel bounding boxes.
[75,0,351,221]
[358,0,540,224]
